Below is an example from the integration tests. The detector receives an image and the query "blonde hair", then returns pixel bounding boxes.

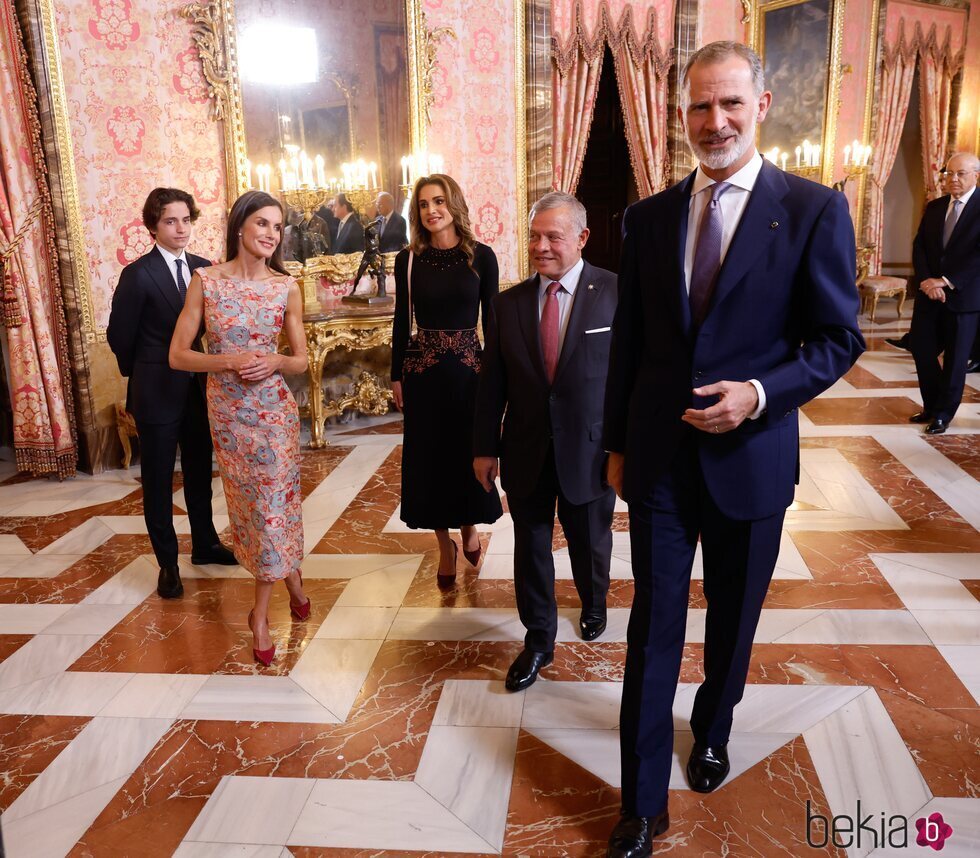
[408,174,477,270]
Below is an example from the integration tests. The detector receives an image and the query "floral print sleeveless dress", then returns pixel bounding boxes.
[200,269,303,582]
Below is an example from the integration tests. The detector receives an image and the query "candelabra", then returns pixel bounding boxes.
[281,186,331,224]
[344,187,381,219]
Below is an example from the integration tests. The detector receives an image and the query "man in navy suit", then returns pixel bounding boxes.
[474,192,618,691]
[331,193,365,255]
[376,191,409,252]
[107,187,236,600]
[602,42,864,855]
[908,151,980,434]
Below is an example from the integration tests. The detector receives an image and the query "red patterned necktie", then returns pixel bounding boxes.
[541,280,561,383]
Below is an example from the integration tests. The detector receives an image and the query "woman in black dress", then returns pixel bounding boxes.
[391,174,503,585]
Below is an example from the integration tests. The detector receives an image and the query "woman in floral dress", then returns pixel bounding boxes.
[170,190,308,666]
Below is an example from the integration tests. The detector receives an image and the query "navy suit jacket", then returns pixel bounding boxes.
[912,191,980,313]
[379,211,409,252]
[474,261,618,505]
[603,161,865,520]
[107,246,208,424]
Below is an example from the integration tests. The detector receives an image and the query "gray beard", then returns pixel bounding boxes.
[688,124,756,171]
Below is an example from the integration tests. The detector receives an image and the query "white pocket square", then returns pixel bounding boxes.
[585,326,611,334]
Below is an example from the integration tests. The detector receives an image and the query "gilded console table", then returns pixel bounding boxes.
[300,297,395,448]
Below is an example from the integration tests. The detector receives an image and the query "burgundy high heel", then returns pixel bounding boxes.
[462,538,482,569]
[247,610,276,666]
[437,540,458,588]
[289,568,311,620]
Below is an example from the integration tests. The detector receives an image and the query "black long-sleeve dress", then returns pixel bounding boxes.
[391,242,503,529]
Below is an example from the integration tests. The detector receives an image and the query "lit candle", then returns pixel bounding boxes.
[278,159,287,189]
[795,146,801,168]
[781,152,788,171]
[315,154,325,188]
[843,145,851,167]
[369,162,378,189]
[245,159,253,188]
[813,144,820,167]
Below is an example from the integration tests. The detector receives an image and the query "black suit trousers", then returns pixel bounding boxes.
[910,299,980,420]
[506,444,614,652]
[620,435,784,817]
[137,381,218,567]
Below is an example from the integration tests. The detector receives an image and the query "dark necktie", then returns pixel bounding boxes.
[540,281,561,383]
[175,258,187,304]
[942,199,962,248]
[689,181,731,327]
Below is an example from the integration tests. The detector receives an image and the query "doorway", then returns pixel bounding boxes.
[576,47,638,273]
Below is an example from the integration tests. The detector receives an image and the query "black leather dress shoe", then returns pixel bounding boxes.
[580,613,607,641]
[885,336,911,351]
[191,542,238,565]
[686,743,730,793]
[909,411,932,424]
[965,359,980,373]
[504,649,553,692]
[926,418,949,435]
[606,810,670,857]
[157,564,184,599]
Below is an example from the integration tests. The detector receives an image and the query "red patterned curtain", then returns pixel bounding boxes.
[917,25,963,202]
[0,0,77,477]
[552,1,674,197]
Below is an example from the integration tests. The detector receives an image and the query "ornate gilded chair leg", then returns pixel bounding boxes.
[896,291,906,319]
[307,356,328,449]
[118,429,132,469]
[869,294,879,324]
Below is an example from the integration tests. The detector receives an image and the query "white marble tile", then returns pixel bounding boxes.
[332,560,419,607]
[523,680,623,729]
[720,684,866,734]
[288,780,495,852]
[432,679,525,727]
[415,725,519,850]
[1,776,128,858]
[97,515,150,534]
[0,533,31,555]
[388,607,528,641]
[936,646,980,706]
[300,553,423,580]
[36,517,116,556]
[180,675,338,724]
[911,610,980,645]
[0,603,71,634]
[184,775,315,846]
[313,606,398,640]
[871,552,980,581]
[804,688,932,858]
[81,555,158,605]
[0,633,100,691]
[100,673,210,718]
[856,351,920,384]
[867,797,980,857]
[5,715,172,822]
[0,553,85,579]
[37,603,134,636]
[749,609,825,643]
[0,671,133,716]
[526,727,622,786]
[174,845,287,858]
[773,610,930,645]
[479,550,634,580]
[871,557,980,611]
[289,639,383,721]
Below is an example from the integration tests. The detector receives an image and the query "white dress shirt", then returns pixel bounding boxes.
[943,185,974,290]
[156,244,190,293]
[684,152,767,419]
[537,257,584,355]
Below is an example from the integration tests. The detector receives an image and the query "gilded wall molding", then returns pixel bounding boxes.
[514,0,529,281]
[417,11,456,130]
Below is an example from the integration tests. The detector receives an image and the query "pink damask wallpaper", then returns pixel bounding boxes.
[54,0,227,333]
[423,0,520,282]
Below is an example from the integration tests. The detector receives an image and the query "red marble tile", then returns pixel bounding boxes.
[68,579,347,676]
[0,634,31,663]
[802,396,920,424]
[962,581,980,602]
[926,435,980,481]
[0,714,90,811]
[333,418,406,435]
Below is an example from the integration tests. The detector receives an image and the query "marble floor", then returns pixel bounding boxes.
[1,313,979,857]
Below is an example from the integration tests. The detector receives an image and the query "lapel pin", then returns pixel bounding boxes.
[770,221,779,229]
[587,283,595,290]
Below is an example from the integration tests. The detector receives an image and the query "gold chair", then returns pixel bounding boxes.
[856,244,907,323]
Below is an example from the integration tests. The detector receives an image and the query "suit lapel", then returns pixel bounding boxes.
[946,190,979,249]
[553,262,597,383]
[147,246,183,317]
[673,175,695,337]
[705,160,788,321]
[515,276,548,384]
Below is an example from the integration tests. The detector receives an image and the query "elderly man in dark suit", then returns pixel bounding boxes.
[602,42,865,855]
[376,191,409,252]
[474,191,618,692]
[107,187,236,600]
[908,151,980,434]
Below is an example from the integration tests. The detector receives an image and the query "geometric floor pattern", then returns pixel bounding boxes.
[1,313,979,857]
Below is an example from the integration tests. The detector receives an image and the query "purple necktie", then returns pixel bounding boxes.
[689,181,731,327]
[540,281,561,383]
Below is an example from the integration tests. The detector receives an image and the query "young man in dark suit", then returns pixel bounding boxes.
[908,151,980,434]
[331,193,366,254]
[107,187,236,599]
[603,42,864,854]
[376,191,409,252]
[474,192,618,692]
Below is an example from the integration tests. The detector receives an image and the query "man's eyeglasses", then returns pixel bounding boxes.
[940,170,978,179]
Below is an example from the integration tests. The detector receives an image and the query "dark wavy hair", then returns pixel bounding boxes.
[408,174,477,270]
[142,187,200,235]
[225,190,288,275]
